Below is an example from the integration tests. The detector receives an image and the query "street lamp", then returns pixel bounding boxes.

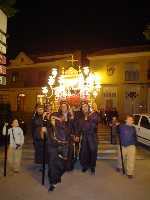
[83,66,90,76]
[80,66,101,101]
[48,68,58,86]
[51,68,58,78]
[42,86,48,95]
[42,86,48,105]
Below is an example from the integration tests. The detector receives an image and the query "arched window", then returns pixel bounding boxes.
[37,94,45,105]
[11,71,19,82]
[124,62,139,81]
[17,93,26,112]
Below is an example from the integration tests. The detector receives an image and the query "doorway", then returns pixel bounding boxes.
[106,99,113,109]
[17,93,26,112]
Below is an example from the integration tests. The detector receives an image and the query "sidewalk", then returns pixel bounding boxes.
[0,135,150,200]
[0,159,150,200]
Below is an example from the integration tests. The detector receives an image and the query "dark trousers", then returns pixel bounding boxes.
[65,143,75,171]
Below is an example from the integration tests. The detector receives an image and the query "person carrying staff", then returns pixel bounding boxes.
[117,115,137,179]
[46,101,75,191]
[31,105,46,170]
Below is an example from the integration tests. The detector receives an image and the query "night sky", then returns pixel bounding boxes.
[7,0,150,58]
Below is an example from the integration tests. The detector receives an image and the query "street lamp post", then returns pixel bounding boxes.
[82,66,101,104]
[42,86,48,105]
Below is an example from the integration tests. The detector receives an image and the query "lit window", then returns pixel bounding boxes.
[37,94,45,105]
[17,93,26,112]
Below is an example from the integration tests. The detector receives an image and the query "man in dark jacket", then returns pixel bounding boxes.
[117,115,137,178]
[31,105,45,166]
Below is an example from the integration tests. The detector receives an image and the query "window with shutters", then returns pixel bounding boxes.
[124,62,139,81]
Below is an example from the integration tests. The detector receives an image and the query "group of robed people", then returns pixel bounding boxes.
[31,101,99,191]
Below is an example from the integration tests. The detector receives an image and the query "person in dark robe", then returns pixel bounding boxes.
[31,104,39,142]
[46,101,75,192]
[31,105,45,168]
[73,108,82,162]
[105,108,112,126]
[109,116,120,144]
[99,108,105,126]
[77,102,98,175]
[60,103,76,171]
[111,107,119,119]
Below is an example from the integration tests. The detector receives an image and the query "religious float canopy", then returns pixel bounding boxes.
[42,55,101,106]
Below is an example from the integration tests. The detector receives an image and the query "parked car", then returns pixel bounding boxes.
[133,114,150,147]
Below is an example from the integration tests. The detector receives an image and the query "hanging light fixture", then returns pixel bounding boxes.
[42,86,48,95]
[83,66,90,76]
[42,64,101,104]
[51,68,58,78]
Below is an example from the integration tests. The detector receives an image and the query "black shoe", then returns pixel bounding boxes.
[82,168,88,173]
[116,168,121,173]
[128,175,133,179]
[39,168,42,172]
[91,167,95,175]
[58,177,61,183]
[38,166,42,172]
[48,185,55,192]
[66,166,74,172]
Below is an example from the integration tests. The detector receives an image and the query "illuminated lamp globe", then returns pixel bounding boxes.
[52,68,58,77]
[83,66,90,76]
[42,86,48,95]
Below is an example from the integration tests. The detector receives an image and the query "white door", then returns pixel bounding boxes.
[133,114,141,136]
[148,88,150,113]
[138,116,150,146]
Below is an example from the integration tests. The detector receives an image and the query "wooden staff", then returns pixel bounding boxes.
[118,127,125,175]
[42,131,46,185]
[4,123,8,177]
[110,126,113,144]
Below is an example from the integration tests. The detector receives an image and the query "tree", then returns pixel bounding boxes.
[0,0,17,17]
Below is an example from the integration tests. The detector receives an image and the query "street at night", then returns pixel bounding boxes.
[0,0,150,199]
[0,130,150,200]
